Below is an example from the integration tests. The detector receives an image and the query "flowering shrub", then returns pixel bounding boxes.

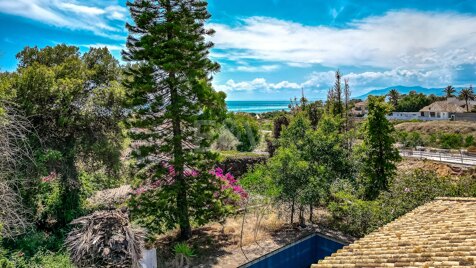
[130,164,247,235]
[133,166,247,202]
[210,167,247,200]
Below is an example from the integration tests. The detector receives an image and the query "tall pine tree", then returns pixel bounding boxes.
[360,95,401,200]
[123,0,226,239]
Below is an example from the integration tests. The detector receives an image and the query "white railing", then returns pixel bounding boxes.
[400,149,476,166]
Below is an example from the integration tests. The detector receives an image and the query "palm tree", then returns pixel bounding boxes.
[387,89,400,108]
[459,86,475,112]
[443,85,456,98]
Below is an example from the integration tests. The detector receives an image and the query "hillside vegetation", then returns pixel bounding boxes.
[395,121,476,136]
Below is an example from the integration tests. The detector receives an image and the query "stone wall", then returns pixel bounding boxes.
[218,155,268,178]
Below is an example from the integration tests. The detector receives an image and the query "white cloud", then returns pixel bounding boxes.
[0,0,127,39]
[233,64,280,72]
[211,10,476,97]
[215,78,301,93]
[209,11,476,70]
[58,2,105,15]
[215,67,452,96]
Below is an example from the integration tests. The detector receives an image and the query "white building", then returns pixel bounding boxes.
[419,98,471,119]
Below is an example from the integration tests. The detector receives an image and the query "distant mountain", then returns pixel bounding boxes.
[354,86,450,100]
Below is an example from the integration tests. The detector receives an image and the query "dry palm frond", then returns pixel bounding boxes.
[86,185,132,209]
[66,210,145,268]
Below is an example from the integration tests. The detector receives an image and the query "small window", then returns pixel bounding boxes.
[420,112,424,117]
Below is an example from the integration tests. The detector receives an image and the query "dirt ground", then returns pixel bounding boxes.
[153,209,351,268]
[398,158,476,178]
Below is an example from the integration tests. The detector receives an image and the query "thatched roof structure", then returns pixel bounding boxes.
[66,210,144,268]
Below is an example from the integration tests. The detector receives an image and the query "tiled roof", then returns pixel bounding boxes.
[312,197,476,268]
[419,101,467,113]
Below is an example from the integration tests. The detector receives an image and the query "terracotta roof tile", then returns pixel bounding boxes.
[419,101,468,113]
[312,197,476,268]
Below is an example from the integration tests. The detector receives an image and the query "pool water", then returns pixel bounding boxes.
[240,234,345,268]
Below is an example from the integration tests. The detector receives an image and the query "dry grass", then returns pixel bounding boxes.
[395,120,476,136]
[153,206,350,268]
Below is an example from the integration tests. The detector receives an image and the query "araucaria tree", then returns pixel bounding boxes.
[333,70,343,116]
[360,96,401,200]
[123,0,226,239]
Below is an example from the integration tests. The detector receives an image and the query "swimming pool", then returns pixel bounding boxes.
[239,233,345,268]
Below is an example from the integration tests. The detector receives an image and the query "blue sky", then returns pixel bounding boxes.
[2,1,476,100]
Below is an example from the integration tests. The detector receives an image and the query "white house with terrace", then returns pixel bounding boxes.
[386,97,476,121]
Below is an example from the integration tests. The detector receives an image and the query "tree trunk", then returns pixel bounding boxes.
[58,149,80,227]
[171,84,191,240]
[299,205,305,227]
[309,204,313,223]
[290,198,295,225]
[165,0,191,240]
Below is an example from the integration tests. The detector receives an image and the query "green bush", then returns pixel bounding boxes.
[465,135,475,147]
[3,251,72,268]
[327,191,386,237]
[212,127,240,151]
[379,169,452,219]
[397,131,425,148]
[225,113,260,152]
[327,169,476,237]
[438,133,464,149]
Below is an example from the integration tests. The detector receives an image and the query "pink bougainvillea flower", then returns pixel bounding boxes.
[41,172,57,183]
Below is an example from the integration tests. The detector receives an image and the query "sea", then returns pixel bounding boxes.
[226,100,291,113]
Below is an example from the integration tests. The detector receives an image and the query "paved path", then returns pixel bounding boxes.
[400,149,476,166]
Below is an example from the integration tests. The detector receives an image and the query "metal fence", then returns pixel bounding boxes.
[400,149,476,166]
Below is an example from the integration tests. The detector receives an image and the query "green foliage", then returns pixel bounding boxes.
[394,91,432,112]
[0,251,72,268]
[306,101,324,129]
[280,112,311,151]
[396,131,424,148]
[387,89,400,108]
[240,163,279,198]
[396,129,476,149]
[173,243,196,257]
[0,72,16,115]
[328,191,386,237]
[269,147,311,204]
[465,135,475,147]
[360,96,401,200]
[225,113,260,152]
[0,229,70,268]
[241,111,353,224]
[439,133,464,149]
[328,168,476,237]
[273,114,290,139]
[443,85,456,98]
[459,86,475,112]
[124,0,227,239]
[9,44,126,228]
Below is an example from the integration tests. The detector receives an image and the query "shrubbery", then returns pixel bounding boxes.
[225,113,260,152]
[327,169,476,237]
[396,130,476,149]
[212,127,241,151]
